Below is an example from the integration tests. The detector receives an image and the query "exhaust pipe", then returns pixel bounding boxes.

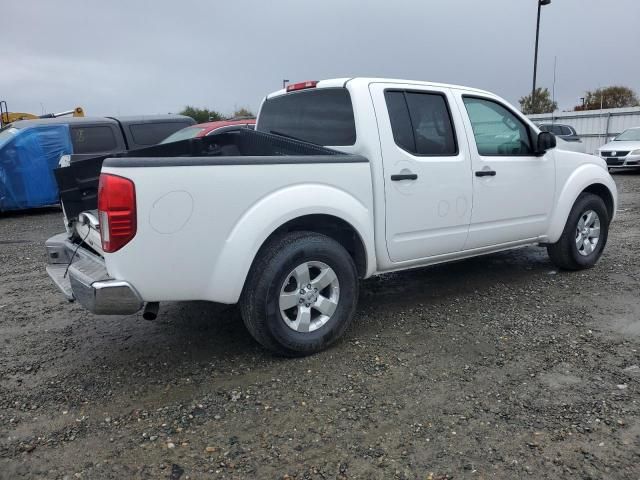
[142,302,159,320]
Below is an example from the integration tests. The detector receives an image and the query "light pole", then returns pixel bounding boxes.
[531,0,551,107]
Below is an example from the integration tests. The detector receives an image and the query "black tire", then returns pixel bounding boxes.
[240,231,359,357]
[547,192,609,270]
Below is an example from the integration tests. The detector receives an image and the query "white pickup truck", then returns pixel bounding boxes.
[46,78,617,356]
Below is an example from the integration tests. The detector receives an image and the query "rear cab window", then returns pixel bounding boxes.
[257,88,356,146]
[129,122,193,147]
[70,125,118,153]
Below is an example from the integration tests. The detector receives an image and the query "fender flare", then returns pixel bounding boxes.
[207,183,375,303]
[546,165,617,243]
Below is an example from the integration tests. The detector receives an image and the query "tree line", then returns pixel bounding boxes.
[520,85,639,114]
[179,106,255,123]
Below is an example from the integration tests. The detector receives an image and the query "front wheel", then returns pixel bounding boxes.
[547,192,609,270]
[240,231,359,356]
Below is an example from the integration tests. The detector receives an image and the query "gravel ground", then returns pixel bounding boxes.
[1,171,639,480]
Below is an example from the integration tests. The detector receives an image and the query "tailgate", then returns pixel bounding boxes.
[55,153,107,255]
[55,153,108,221]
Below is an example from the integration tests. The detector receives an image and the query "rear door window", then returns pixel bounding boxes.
[385,90,457,156]
[129,122,192,146]
[258,88,356,146]
[70,126,118,153]
[385,91,416,152]
[541,125,564,135]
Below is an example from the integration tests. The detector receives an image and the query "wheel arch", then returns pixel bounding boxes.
[582,183,615,220]
[252,214,369,279]
[206,184,375,304]
[546,165,617,243]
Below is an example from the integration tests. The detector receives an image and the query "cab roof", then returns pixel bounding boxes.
[267,77,493,99]
[9,114,193,130]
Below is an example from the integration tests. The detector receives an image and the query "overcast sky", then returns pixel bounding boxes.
[3,0,639,117]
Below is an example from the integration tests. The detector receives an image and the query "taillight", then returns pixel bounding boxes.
[286,80,318,92]
[97,173,136,253]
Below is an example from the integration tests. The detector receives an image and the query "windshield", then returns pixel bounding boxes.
[160,126,206,144]
[614,128,640,142]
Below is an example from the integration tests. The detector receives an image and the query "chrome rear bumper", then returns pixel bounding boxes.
[45,233,143,315]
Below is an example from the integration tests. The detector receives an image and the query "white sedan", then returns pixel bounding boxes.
[598,127,640,170]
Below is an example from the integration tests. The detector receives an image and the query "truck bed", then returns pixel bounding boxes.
[54,129,347,221]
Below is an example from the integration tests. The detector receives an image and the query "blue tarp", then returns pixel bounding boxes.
[0,125,72,211]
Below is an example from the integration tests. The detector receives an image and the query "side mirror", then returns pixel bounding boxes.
[536,131,556,155]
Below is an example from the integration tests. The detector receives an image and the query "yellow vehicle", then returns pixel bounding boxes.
[0,101,84,127]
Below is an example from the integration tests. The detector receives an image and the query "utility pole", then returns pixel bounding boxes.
[531,0,551,108]
[551,55,557,120]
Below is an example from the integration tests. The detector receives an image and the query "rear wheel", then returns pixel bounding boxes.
[547,193,609,270]
[240,231,359,356]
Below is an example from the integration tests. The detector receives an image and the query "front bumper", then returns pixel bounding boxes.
[45,233,143,315]
[602,155,640,168]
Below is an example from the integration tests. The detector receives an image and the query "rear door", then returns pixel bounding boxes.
[455,93,555,249]
[369,83,473,262]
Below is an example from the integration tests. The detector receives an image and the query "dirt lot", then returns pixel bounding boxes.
[1,172,639,480]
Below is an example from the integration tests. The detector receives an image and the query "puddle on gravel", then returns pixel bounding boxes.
[591,293,640,338]
[541,372,582,389]
[607,316,640,337]
[540,363,583,389]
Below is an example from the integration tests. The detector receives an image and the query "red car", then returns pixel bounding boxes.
[160,118,255,144]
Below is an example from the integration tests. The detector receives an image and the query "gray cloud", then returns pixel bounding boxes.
[2,0,639,117]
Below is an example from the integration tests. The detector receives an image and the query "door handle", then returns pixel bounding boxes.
[475,170,496,177]
[391,173,418,181]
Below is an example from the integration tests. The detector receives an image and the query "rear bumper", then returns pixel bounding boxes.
[45,233,143,315]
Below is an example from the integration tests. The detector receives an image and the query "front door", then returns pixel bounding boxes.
[455,94,556,249]
[369,83,473,263]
